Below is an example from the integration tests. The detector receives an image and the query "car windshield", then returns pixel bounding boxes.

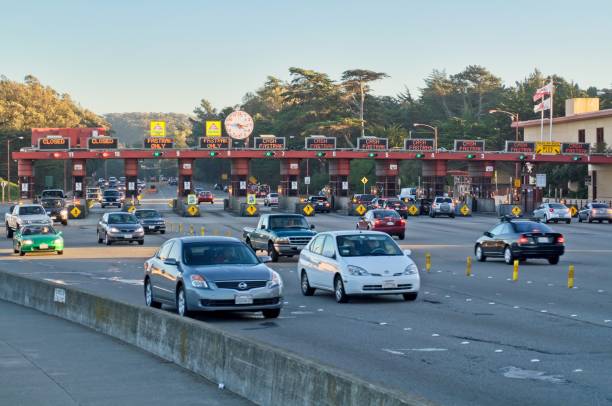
[20,206,46,215]
[269,216,309,229]
[42,191,63,198]
[104,190,120,197]
[436,198,452,203]
[135,210,159,219]
[549,203,566,209]
[21,225,57,235]
[512,222,553,233]
[336,234,403,257]
[41,199,63,208]
[108,213,139,224]
[372,210,400,219]
[183,242,259,266]
[310,196,327,201]
[357,194,375,201]
[269,193,278,198]
[591,203,608,208]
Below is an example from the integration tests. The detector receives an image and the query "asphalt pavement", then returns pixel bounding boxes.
[1,184,611,406]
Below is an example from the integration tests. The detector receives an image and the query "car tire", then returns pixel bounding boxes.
[268,242,279,262]
[548,256,560,265]
[300,271,315,296]
[588,216,593,223]
[262,309,281,319]
[104,233,112,246]
[6,224,13,239]
[246,238,254,251]
[97,231,103,244]
[450,214,455,218]
[565,219,571,224]
[504,246,514,265]
[144,278,162,309]
[138,240,144,245]
[19,250,25,256]
[176,285,191,317]
[160,230,165,234]
[62,220,68,226]
[475,244,486,262]
[398,232,405,240]
[402,292,418,301]
[578,216,582,223]
[334,275,349,303]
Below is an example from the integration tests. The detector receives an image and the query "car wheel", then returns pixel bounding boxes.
[160,230,165,234]
[6,224,13,239]
[475,244,486,262]
[599,220,603,223]
[104,233,112,246]
[565,219,571,224]
[246,238,254,251]
[57,250,63,255]
[138,240,144,245]
[262,309,281,319]
[548,256,560,265]
[300,271,315,296]
[402,292,418,301]
[176,285,191,317]
[62,220,68,226]
[578,215,582,222]
[144,278,162,309]
[97,231,103,244]
[334,275,348,303]
[398,232,405,240]
[19,250,25,256]
[504,246,514,265]
[450,213,455,218]
[588,216,593,223]
[268,242,279,262]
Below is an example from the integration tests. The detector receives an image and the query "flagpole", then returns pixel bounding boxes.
[540,102,544,142]
[549,80,553,141]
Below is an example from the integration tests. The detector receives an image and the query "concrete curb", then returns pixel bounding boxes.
[0,270,433,406]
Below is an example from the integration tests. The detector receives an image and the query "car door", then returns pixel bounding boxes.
[533,204,544,219]
[318,235,339,290]
[481,224,504,255]
[150,240,175,301]
[305,235,326,287]
[98,214,107,237]
[253,217,267,249]
[163,240,183,295]
[492,223,514,255]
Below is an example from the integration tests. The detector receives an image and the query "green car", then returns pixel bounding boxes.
[13,224,64,256]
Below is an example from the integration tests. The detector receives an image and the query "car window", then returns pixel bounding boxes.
[309,235,325,255]
[489,224,505,235]
[22,225,56,235]
[500,224,513,234]
[436,198,452,203]
[108,213,139,224]
[135,210,159,219]
[168,241,181,261]
[321,236,336,258]
[591,203,608,208]
[549,203,566,209]
[182,242,259,266]
[104,190,120,197]
[373,210,400,219]
[269,216,309,229]
[158,241,173,260]
[512,222,553,233]
[336,234,402,257]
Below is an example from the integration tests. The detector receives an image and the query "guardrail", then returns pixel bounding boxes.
[0,270,431,406]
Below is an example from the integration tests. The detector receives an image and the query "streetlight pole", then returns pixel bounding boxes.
[489,109,521,202]
[7,136,24,202]
[412,123,438,150]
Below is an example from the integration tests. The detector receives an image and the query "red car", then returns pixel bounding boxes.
[198,191,214,204]
[356,209,406,240]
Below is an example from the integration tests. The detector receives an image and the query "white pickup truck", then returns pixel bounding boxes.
[5,204,52,238]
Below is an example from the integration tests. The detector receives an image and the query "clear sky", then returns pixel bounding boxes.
[2,0,610,114]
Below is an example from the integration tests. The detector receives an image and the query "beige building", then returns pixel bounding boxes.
[515,98,612,200]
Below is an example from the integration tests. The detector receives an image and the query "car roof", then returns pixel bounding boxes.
[316,230,390,237]
[177,236,241,243]
[19,204,44,208]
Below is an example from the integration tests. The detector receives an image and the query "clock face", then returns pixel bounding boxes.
[224,111,254,140]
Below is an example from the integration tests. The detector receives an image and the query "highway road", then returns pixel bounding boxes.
[2,184,611,406]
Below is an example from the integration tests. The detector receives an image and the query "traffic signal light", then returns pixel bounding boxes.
[101,151,112,158]
[209,151,218,157]
[368,152,378,158]
[152,151,163,157]
[415,153,424,158]
[572,156,582,161]
[52,152,61,159]
[264,151,275,157]
[466,154,475,159]
[316,152,326,157]
[518,154,526,160]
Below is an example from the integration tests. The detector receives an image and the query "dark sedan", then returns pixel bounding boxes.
[382,199,408,218]
[474,218,564,265]
[134,209,166,234]
[97,212,145,245]
[418,198,433,215]
[41,197,68,225]
[307,196,331,213]
[143,237,283,318]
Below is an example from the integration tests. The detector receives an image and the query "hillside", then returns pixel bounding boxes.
[104,112,194,148]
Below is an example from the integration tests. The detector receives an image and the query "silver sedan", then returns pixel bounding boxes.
[144,236,283,318]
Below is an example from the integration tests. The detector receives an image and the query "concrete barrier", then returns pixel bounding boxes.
[0,270,430,406]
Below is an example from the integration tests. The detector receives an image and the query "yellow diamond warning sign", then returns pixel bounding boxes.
[569,206,577,217]
[187,205,199,216]
[511,205,522,217]
[460,205,470,216]
[245,204,257,216]
[127,205,136,213]
[408,205,419,216]
[355,204,367,216]
[70,206,81,218]
[361,177,369,185]
[303,204,314,216]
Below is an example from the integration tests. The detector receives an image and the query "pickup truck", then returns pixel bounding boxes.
[39,189,66,200]
[5,204,53,238]
[243,214,316,262]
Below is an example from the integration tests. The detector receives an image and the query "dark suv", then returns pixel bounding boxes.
[101,189,122,208]
[40,197,68,225]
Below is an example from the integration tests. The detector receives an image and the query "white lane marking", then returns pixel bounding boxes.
[513,306,520,309]
[495,349,504,353]
[604,320,611,323]
[431,333,440,337]
[531,359,540,363]
[598,289,605,293]
[299,305,306,308]
[487,276,493,279]
[382,349,405,355]
[397,348,448,352]
[290,311,313,315]
[403,327,412,331]
[527,281,533,284]
[571,314,578,317]
[573,369,583,373]
[466,298,472,302]
[489,302,496,305]
[94,277,143,286]
[541,310,548,313]
[444,295,451,298]
[501,366,566,384]
[379,322,388,325]
[317,308,324,312]
[461,341,470,345]
[43,278,68,285]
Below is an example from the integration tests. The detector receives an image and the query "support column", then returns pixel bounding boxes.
[280,159,300,197]
[230,158,250,198]
[178,158,194,197]
[72,159,86,199]
[124,158,139,199]
[422,160,447,198]
[375,160,399,197]
[467,161,494,199]
[329,159,350,197]
[17,160,34,200]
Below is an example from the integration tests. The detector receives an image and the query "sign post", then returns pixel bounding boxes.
[361,176,368,193]
[1,180,7,203]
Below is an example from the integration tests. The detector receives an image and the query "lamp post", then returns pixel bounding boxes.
[489,109,520,141]
[412,123,438,150]
[7,136,24,201]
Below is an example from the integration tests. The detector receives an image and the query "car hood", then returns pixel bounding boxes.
[342,255,413,274]
[273,229,317,238]
[185,263,272,282]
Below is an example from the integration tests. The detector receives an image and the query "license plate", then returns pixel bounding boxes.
[148,226,155,230]
[50,216,56,220]
[537,237,550,243]
[39,243,48,249]
[123,234,133,238]
[387,221,395,226]
[382,281,397,289]
[235,295,253,305]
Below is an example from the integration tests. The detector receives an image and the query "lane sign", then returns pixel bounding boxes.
[570,206,578,216]
[187,205,199,216]
[247,194,256,205]
[460,205,470,216]
[70,206,81,218]
[246,204,257,216]
[150,121,166,137]
[206,120,222,137]
[511,206,522,217]
[408,205,419,216]
[187,194,198,205]
[361,177,368,185]
[355,204,366,216]
[128,205,136,213]
[303,204,314,216]
[535,141,561,155]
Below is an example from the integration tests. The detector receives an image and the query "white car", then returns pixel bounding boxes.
[533,203,571,224]
[264,193,279,207]
[297,231,420,302]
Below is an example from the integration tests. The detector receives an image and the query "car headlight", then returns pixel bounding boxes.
[22,239,34,245]
[403,263,418,275]
[109,227,120,233]
[135,226,144,233]
[276,237,290,244]
[267,271,282,288]
[190,274,208,288]
[60,209,68,217]
[347,265,370,276]
[54,238,63,245]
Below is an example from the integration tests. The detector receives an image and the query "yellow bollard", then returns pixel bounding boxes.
[466,256,472,276]
[178,224,184,234]
[213,229,219,236]
[189,225,194,236]
[200,226,205,236]
[225,230,232,237]
[512,259,519,281]
[568,265,575,289]
[425,253,431,273]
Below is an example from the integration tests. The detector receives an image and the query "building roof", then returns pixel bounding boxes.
[512,109,612,128]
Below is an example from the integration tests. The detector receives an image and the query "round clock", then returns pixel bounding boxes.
[224,111,254,140]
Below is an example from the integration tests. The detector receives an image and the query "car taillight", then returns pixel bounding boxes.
[400,219,406,225]
[375,220,382,225]
[592,209,598,214]
[517,235,529,244]
[557,235,565,244]
[549,208,554,213]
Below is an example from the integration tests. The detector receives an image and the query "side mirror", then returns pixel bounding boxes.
[57,231,63,236]
[164,258,178,266]
[403,249,412,256]
[258,255,272,263]
[260,224,266,230]
[310,224,315,230]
